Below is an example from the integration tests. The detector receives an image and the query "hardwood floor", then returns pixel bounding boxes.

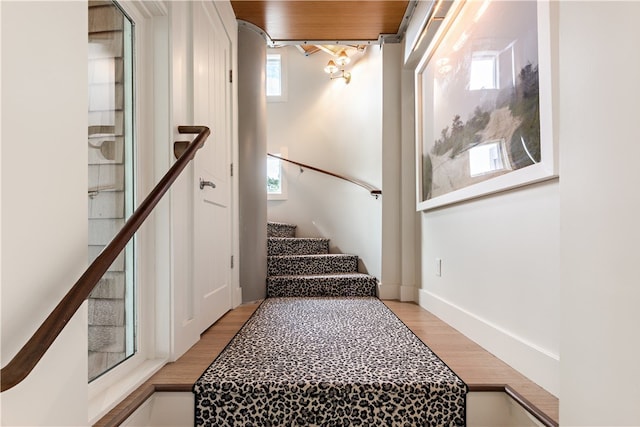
[382,300,559,424]
[95,299,558,426]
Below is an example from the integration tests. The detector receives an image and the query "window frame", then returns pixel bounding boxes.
[87,1,169,422]
[87,0,137,383]
[266,49,288,102]
[267,147,289,201]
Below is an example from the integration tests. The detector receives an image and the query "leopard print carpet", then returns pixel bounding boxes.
[194,297,467,426]
[267,274,378,298]
[268,254,359,276]
[267,222,297,238]
[268,237,331,256]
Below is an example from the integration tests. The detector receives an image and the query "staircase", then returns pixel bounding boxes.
[194,224,466,426]
[267,222,378,297]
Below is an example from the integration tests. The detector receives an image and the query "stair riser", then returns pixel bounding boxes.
[268,238,329,256]
[268,256,358,276]
[267,222,296,238]
[267,277,377,298]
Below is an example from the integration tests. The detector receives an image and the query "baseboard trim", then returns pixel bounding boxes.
[233,286,243,308]
[418,289,559,396]
[378,284,417,302]
[400,285,417,302]
[377,283,399,300]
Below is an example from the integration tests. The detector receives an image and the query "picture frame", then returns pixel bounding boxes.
[415,0,557,211]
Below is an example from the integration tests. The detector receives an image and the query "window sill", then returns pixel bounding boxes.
[268,193,288,201]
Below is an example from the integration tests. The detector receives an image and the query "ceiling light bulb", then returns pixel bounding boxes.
[324,60,338,74]
[336,50,351,67]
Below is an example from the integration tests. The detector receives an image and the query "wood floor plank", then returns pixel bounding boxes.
[95,298,558,426]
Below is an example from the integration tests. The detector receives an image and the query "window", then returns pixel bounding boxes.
[87,1,172,422]
[267,156,282,193]
[266,54,282,96]
[87,0,136,382]
[266,50,288,102]
[267,147,288,200]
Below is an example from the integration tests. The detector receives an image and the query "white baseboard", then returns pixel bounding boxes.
[400,285,417,302]
[233,286,243,308]
[418,289,559,396]
[379,284,418,302]
[378,283,399,300]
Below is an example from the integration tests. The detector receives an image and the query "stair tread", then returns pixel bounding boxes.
[268,237,329,241]
[267,273,377,297]
[268,253,359,276]
[266,221,376,298]
[268,254,356,259]
[267,221,297,227]
[268,272,375,279]
[268,236,330,256]
[267,222,298,238]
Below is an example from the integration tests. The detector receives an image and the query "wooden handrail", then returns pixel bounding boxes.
[0,126,210,392]
[267,153,382,198]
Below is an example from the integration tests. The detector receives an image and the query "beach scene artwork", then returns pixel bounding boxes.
[420,1,540,202]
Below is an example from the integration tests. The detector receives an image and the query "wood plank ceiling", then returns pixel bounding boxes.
[230,1,411,43]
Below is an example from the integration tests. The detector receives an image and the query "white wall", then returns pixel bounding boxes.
[410,1,561,396]
[238,25,268,302]
[413,1,640,418]
[558,2,640,425]
[1,2,240,425]
[121,392,193,426]
[267,46,383,279]
[1,2,89,425]
[379,43,420,302]
[381,44,403,299]
[419,181,560,395]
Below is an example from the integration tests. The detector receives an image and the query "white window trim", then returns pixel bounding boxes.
[88,1,170,423]
[266,49,288,102]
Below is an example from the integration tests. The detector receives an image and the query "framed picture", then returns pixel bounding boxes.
[415,0,556,211]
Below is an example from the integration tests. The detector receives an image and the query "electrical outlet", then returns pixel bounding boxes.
[435,258,442,277]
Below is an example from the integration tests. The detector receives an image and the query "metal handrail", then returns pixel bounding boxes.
[0,126,210,392]
[267,153,382,198]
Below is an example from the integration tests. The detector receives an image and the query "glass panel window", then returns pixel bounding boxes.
[87,0,135,382]
[267,155,282,194]
[266,50,288,102]
[266,54,282,97]
[267,148,288,200]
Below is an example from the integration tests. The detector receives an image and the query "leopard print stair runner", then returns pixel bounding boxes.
[194,297,467,426]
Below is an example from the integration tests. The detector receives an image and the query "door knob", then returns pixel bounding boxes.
[199,178,216,190]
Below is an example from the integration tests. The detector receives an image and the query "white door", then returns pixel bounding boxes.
[192,1,232,333]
